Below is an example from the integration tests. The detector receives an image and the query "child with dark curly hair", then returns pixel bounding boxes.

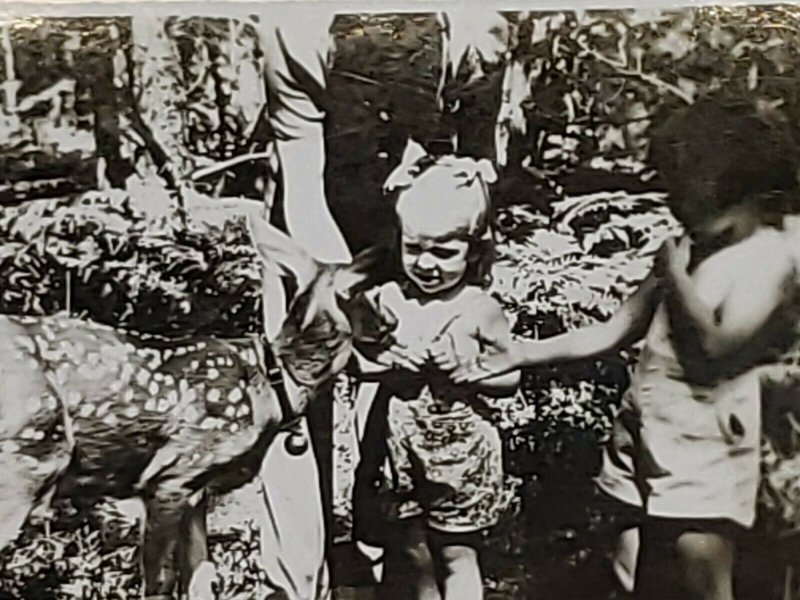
[446,99,800,600]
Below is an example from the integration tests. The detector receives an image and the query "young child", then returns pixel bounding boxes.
[356,150,520,600]
[445,100,800,600]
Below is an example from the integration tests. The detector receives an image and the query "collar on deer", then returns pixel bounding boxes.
[257,332,295,429]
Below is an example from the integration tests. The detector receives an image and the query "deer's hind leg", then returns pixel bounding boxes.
[0,455,55,552]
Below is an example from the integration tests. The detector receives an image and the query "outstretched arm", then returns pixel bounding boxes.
[517,271,659,363]
[430,298,521,395]
[449,270,661,383]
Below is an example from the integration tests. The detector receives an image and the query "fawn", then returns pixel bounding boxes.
[0,215,392,599]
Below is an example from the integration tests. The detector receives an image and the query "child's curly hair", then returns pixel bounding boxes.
[383,152,498,288]
[648,98,800,225]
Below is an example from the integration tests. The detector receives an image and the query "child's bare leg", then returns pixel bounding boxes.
[430,532,482,600]
[636,521,736,600]
[613,526,640,594]
[382,519,440,600]
[438,543,482,600]
[674,530,735,600]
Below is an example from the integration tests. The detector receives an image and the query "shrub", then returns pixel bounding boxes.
[0,189,262,337]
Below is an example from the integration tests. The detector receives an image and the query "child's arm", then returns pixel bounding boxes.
[352,285,425,374]
[427,295,519,393]
[663,234,794,361]
[461,298,521,395]
[449,270,661,383]
[518,271,660,363]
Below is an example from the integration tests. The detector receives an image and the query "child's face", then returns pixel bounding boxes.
[400,223,470,295]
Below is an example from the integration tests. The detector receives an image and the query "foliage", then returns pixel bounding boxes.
[493,191,679,330]
[166,17,264,160]
[505,6,800,183]
[3,7,800,599]
[1,18,126,150]
[5,8,799,213]
[0,188,262,337]
[0,507,141,600]
[466,189,679,597]
[0,499,268,599]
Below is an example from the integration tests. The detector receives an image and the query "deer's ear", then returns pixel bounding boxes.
[247,214,318,289]
[333,244,388,297]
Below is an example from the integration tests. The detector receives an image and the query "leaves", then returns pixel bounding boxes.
[487,189,679,502]
[0,189,262,337]
[0,499,267,599]
[503,7,800,184]
[493,190,679,329]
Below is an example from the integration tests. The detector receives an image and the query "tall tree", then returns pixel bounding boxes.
[130,15,191,189]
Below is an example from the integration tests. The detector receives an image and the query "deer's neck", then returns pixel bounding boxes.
[251,337,316,429]
[282,376,313,419]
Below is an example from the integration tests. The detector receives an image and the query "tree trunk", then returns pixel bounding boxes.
[129,15,191,188]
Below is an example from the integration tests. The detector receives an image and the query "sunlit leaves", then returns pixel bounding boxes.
[0,189,261,336]
[510,7,800,181]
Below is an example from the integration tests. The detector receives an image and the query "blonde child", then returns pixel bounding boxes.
[445,100,800,600]
[356,149,520,600]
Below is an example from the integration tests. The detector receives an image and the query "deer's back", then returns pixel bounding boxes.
[1,313,270,504]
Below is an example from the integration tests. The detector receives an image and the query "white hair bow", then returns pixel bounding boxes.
[382,138,498,195]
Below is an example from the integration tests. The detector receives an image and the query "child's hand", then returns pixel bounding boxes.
[429,331,465,373]
[428,315,471,373]
[665,235,692,278]
[657,235,692,281]
[372,341,426,372]
[450,330,521,384]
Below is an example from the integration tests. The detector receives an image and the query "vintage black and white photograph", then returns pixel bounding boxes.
[1,2,800,599]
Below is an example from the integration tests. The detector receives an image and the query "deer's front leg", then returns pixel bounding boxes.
[142,489,186,600]
[178,493,216,600]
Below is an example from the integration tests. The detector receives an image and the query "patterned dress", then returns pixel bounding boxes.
[375,282,518,534]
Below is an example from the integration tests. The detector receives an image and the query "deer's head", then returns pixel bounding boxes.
[248,216,394,390]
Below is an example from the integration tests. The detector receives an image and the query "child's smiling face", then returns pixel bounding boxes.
[400,222,470,296]
[393,159,492,296]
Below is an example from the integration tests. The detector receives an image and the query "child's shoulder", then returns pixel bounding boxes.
[737,226,794,276]
[705,225,791,276]
[458,287,507,322]
[693,226,796,309]
[460,285,499,305]
[783,216,800,269]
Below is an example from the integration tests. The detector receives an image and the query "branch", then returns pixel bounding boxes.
[180,63,211,102]
[188,150,274,182]
[122,59,191,202]
[576,39,694,105]
[124,101,182,191]
[16,79,76,114]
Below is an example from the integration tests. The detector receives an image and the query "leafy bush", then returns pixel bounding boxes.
[468,189,679,595]
[508,7,800,179]
[0,188,269,598]
[490,190,679,467]
[0,189,262,337]
[0,498,268,600]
